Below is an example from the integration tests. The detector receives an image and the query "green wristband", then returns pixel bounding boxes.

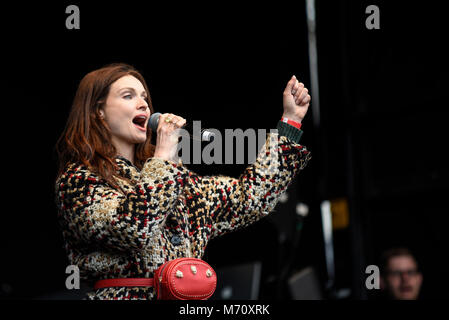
[277,120,303,144]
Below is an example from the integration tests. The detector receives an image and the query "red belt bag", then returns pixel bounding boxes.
[94,258,217,300]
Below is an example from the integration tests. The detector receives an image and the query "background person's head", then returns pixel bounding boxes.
[380,247,423,300]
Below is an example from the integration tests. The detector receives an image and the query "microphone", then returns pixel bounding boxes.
[148,112,215,142]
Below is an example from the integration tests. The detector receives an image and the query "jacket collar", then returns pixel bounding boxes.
[114,156,140,181]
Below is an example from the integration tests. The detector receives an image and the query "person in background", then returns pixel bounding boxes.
[380,247,423,300]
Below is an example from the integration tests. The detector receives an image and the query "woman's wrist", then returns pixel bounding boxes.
[281,116,302,129]
[282,112,303,123]
[153,147,171,161]
[277,119,303,144]
[153,145,180,163]
[153,154,171,162]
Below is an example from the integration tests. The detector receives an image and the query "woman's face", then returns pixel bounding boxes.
[101,75,151,149]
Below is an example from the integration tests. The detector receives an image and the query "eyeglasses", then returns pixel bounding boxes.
[387,269,420,277]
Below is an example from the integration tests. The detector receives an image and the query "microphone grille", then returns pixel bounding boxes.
[149,112,161,131]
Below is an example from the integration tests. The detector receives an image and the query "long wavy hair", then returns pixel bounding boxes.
[56,63,155,189]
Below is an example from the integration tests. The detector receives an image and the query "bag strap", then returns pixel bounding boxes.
[94,278,154,289]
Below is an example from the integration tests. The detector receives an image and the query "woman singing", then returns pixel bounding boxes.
[55,63,312,300]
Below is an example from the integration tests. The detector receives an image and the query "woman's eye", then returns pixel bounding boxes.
[123,94,133,100]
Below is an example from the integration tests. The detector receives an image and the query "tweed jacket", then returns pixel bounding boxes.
[55,130,311,300]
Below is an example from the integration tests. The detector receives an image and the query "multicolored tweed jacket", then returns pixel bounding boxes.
[55,124,311,300]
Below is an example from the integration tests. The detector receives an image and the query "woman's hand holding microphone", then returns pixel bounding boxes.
[153,113,186,162]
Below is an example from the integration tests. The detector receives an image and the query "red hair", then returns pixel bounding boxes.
[56,63,155,188]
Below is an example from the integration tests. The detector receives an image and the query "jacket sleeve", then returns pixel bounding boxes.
[56,158,188,252]
[195,127,311,239]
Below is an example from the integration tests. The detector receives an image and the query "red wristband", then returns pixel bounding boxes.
[281,117,302,129]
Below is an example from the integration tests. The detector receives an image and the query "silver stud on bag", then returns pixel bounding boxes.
[176,270,183,278]
[206,269,212,278]
[191,265,197,274]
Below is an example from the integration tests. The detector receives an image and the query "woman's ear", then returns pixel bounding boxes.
[98,109,105,119]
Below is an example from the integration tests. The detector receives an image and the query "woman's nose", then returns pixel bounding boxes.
[137,97,148,110]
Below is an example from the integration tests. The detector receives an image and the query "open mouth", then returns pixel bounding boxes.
[132,115,147,131]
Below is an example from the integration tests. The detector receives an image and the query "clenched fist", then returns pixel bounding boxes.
[282,75,311,123]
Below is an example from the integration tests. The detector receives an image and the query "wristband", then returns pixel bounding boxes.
[277,120,303,144]
[281,117,302,129]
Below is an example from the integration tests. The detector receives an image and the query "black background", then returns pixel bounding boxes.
[1,0,448,300]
